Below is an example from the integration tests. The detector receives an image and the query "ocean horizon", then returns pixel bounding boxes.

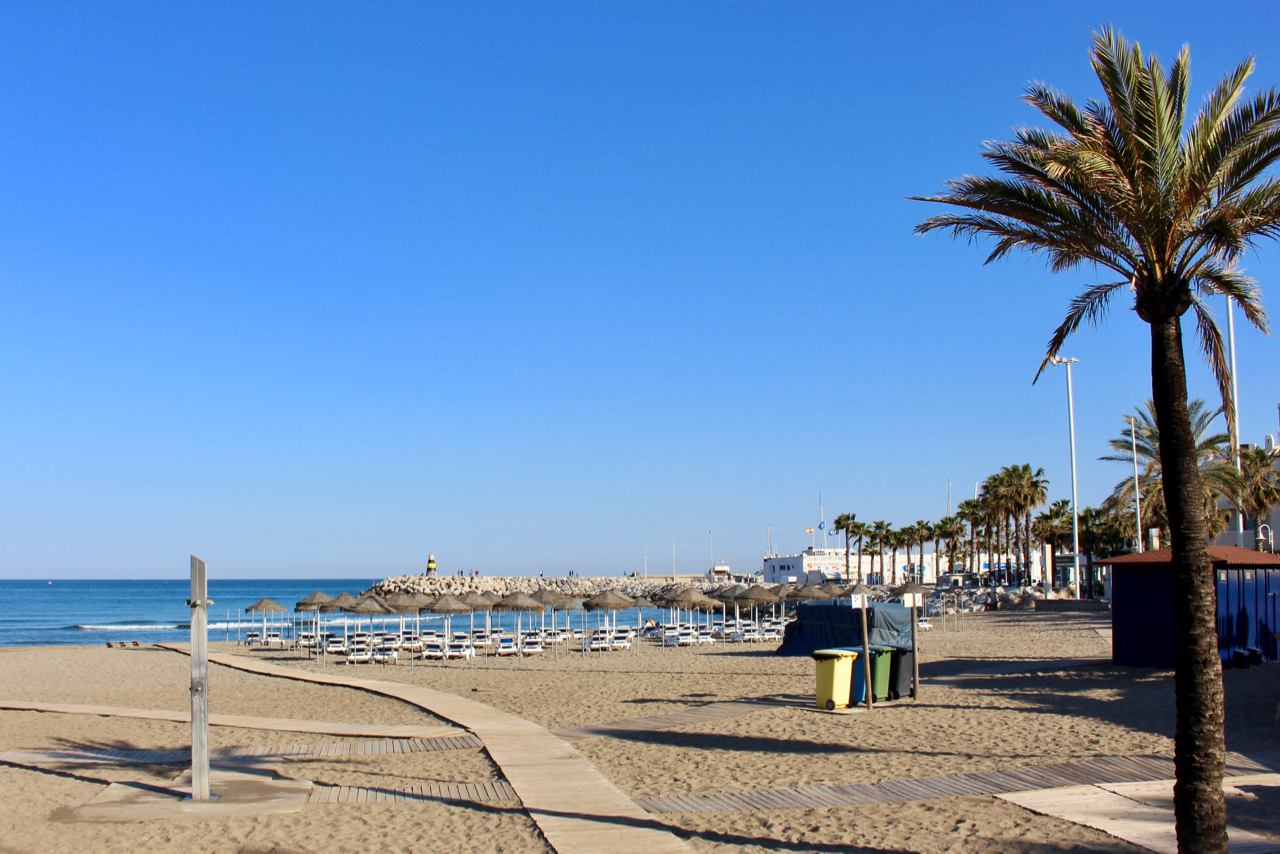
[0,578,669,647]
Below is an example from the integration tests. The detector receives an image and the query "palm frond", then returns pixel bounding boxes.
[1191,298,1237,443]
[1034,281,1126,381]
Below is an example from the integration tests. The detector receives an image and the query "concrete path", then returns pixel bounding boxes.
[159,644,690,854]
[998,775,1280,854]
[0,699,460,740]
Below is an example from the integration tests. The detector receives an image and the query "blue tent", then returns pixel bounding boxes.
[775,601,912,657]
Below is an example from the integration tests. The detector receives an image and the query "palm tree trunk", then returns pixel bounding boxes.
[844,533,851,583]
[856,538,863,584]
[1149,314,1226,854]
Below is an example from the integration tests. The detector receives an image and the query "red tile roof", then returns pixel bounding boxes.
[1093,545,1280,567]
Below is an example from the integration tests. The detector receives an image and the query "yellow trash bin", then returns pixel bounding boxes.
[811,648,859,711]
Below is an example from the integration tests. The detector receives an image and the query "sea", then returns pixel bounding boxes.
[0,579,665,647]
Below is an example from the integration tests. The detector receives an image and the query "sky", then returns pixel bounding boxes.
[2,2,1278,579]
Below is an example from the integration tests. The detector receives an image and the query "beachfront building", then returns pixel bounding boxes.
[762,546,941,586]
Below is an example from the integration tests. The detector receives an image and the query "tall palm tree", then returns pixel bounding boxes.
[913,30,1280,850]
[914,520,934,582]
[957,498,983,575]
[936,516,965,576]
[832,513,858,582]
[871,521,892,585]
[1238,447,1280,546]
[1033,499,1073,585]
[1013,465,1050,584]
[851,520,870,583]
[1102,399,1238,541]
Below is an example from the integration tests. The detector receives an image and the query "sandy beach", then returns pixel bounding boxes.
[0,610,1275,853]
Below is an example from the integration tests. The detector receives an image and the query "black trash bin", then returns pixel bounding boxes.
[887,644,915,700]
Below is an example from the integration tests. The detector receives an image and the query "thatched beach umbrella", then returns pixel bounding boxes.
[245,597,285,643]
[430,595,472,665]
[820,582,847,598]
[584,589,634,647]
[495,592,545,655]
[294,591,332,655]
[320,592,358,643]
[459,591,490,638]
[348,593,393,636]
[788,584,828,602]
[533,588,569,636]
[738,584,780,623]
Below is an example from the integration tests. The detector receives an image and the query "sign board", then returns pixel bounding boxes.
[901,592,922,608]
[848,594,867,608]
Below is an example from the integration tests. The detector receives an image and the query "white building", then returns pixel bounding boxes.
[762,546,941,586]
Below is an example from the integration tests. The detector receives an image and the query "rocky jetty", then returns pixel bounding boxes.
[369,574,718,601]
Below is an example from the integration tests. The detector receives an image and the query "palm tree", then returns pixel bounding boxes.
[913,30,1280,848]
[1013,465,1049,584]
[871,521,892,585]
[914,520,934,582]
[851,520,870,582]
[1033,499,1073,585]
[1238,447,1280,547]
[832,513,858,582]
[1102,399,1238,541]
[957,498,983,575]
[936,516,965,576]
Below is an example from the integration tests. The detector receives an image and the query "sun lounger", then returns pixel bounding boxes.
[373,644,399,664]
[495,637,518,656]
[445,641,474,660]
[346,644,372,664]
[244,631,261,645]
[420,641,445,660]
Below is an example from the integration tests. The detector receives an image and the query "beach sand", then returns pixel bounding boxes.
[0,611,1274,852]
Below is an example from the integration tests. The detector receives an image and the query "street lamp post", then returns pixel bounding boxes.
[1129,415,1143,552]
[1227,297,1245,548]
[1051,356,1082,600]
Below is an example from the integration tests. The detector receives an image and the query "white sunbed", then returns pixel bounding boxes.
[419,641,445,660]
[346,644,372,664]
[373,645,399,664]
[495,638,519,656]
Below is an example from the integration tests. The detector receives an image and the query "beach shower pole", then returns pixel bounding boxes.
[188,555,211,802]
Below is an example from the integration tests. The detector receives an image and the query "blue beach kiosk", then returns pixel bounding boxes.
[1097,546,1280,668]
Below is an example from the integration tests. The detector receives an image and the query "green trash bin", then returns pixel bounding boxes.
[869,645,894,701]
[849,646,894,703]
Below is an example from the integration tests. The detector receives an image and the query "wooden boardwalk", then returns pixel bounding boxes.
[634,752,1276,815]
[307,780,519,805]
[159,644,691,854]
[0,699,460,740]
[0,732,484,769]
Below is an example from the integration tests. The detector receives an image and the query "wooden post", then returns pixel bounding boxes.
[189,556,211,801]
[909,595,920,701]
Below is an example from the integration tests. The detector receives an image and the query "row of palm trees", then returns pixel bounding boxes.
[831,464,1050,587]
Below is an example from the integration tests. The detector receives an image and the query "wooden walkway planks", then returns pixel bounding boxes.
[158,645,691,854]
[632,752,1279,815]
[0,733,485,770]
[0,700,460,740]
[307,780,519,806]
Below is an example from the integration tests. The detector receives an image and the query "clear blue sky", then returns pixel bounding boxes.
[2,3,1278,579]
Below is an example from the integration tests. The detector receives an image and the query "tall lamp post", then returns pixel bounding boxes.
[1050,356,1082,600]
[1227,296,1245,548]
[1129,415,1143,552]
